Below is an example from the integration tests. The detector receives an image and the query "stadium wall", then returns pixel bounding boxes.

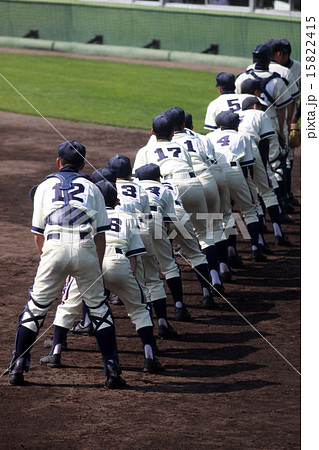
[0,0,301,60]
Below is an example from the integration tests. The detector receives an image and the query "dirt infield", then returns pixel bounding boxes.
[0,110,300,449]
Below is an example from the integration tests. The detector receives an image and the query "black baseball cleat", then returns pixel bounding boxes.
[69,321,93,336]
[275,235,292,246]
[158,322,178,340]
[212,283,225,296]
[202,295,219,309]
[251,248,267,262]
[40,354,62,368]
[143,357,165,374]
[44,337,68,351]
[8,358,25,386]
[105,374,127,389]
[174,304,191,322]
[258,242,273,255]
[219,270,232,283]
[228,253,244,268]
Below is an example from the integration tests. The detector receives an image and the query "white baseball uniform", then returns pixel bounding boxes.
[204,92,254,131]
[54,207,153,331]
[25,171,112,333]
[238,108,279,209]
[171,129,225,244]
[115,177,167,302]
[133,139,215,250]
[205,128,259,230]
[136,178,180,280]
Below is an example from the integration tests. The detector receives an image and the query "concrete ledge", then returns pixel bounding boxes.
[0,37,251,68]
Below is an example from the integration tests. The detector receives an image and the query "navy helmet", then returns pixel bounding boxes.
[95,180,118,208]
[108,154,132,178]
[215,72,235,90]
[58,140,86,167]
[91,166,116,184]
[135,163,161,181]
[152,112,175,138]
[215,111,240,130]
[252,44,273,64]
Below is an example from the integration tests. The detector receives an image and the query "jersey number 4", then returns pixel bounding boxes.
[216,135,230,146]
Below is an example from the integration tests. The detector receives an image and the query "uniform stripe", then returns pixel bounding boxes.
[31,226,44,234]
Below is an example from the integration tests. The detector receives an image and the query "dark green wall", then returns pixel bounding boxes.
[0,1,301,60]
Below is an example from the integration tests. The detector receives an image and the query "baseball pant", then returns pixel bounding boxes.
[22,234,112,333]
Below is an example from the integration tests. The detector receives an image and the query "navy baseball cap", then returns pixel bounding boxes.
[152,112,174,138]
[215,72,235,90]
[91,166,116,184]
[95,180,118,207]
[215,111,240,129]
[242,96,261,111]
[265,39,283,53]
[280,39,291,55]
[135,163,161,181]
[108,154,132,178]
[252,44,273,63]
[165,107,185,128]
[58,140,86,166]
[240,78,261,94]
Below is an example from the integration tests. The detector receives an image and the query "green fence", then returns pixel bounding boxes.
[0,0,301,60]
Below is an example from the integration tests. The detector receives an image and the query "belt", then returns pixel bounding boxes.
[150,206,159,211]
[230,162,238,167]
[115,248,123,254]
[175,200,182,206]
[47,231,90,240]
[163,172,196,180]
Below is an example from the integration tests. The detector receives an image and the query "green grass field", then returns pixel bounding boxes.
[0,52,218,131]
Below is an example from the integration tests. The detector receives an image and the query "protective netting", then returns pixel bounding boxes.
[0,0,300,59]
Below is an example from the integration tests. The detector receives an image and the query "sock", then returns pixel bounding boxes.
[258,234,265,246]
[202,245,220,272]
[95,325,117,362]
[273,222,283,237]
[15,325,37,360]
[194,263,212,294]
[227,235,237,252]
[144,344,154,360]
[151,297,167,321]
[247,221,260,248]
[215,240,229,265]
[158,318,168,327]
[137,326,155,359]
[81,303,91,326]
[210,269,221,285]
[49,325,69,356]
[219,262,230,274]
[166,276,184,306]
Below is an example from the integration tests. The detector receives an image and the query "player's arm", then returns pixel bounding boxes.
[34,234,44,256]
[94,232,106,269]
[276,106,288,143]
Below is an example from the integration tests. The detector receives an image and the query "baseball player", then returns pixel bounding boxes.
[239,78,294,220]
[133,112,226,294]
[239,96,291,247]
[135,163,218,309]
[235,44,293,146]
[204,72,253,132]
[108,154,189,326]
[184,113,237,270]
[169,107,231,286]
[205,111,266,262]
[8,141,125,389]
[41,180,164,374]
